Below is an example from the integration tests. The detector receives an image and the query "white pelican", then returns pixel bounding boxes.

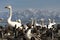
[48,19,56,29]
[26,29,32,40]
[31,18,41,27]
[5,5,22,29]
[23,24,28,31]
[40,18,47,28]
[26,18,36,40]
[52,19,56,25]
[26,18,40,40]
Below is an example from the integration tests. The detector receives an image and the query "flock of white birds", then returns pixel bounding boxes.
[4,5,56,40]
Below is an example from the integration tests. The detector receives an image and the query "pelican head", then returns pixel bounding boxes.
[5,5,12,9]
[48,19,51,21]
[16,19,21,23]
[40,18,44,24]
[41,18,44,21]
[48,19,51,23]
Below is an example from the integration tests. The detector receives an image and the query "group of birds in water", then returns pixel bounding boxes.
[5,5,56,29]
[0,5,57,40]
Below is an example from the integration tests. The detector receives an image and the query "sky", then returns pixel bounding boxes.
[0,0,60,11]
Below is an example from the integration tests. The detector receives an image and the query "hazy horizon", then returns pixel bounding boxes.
[0,0,60,11]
